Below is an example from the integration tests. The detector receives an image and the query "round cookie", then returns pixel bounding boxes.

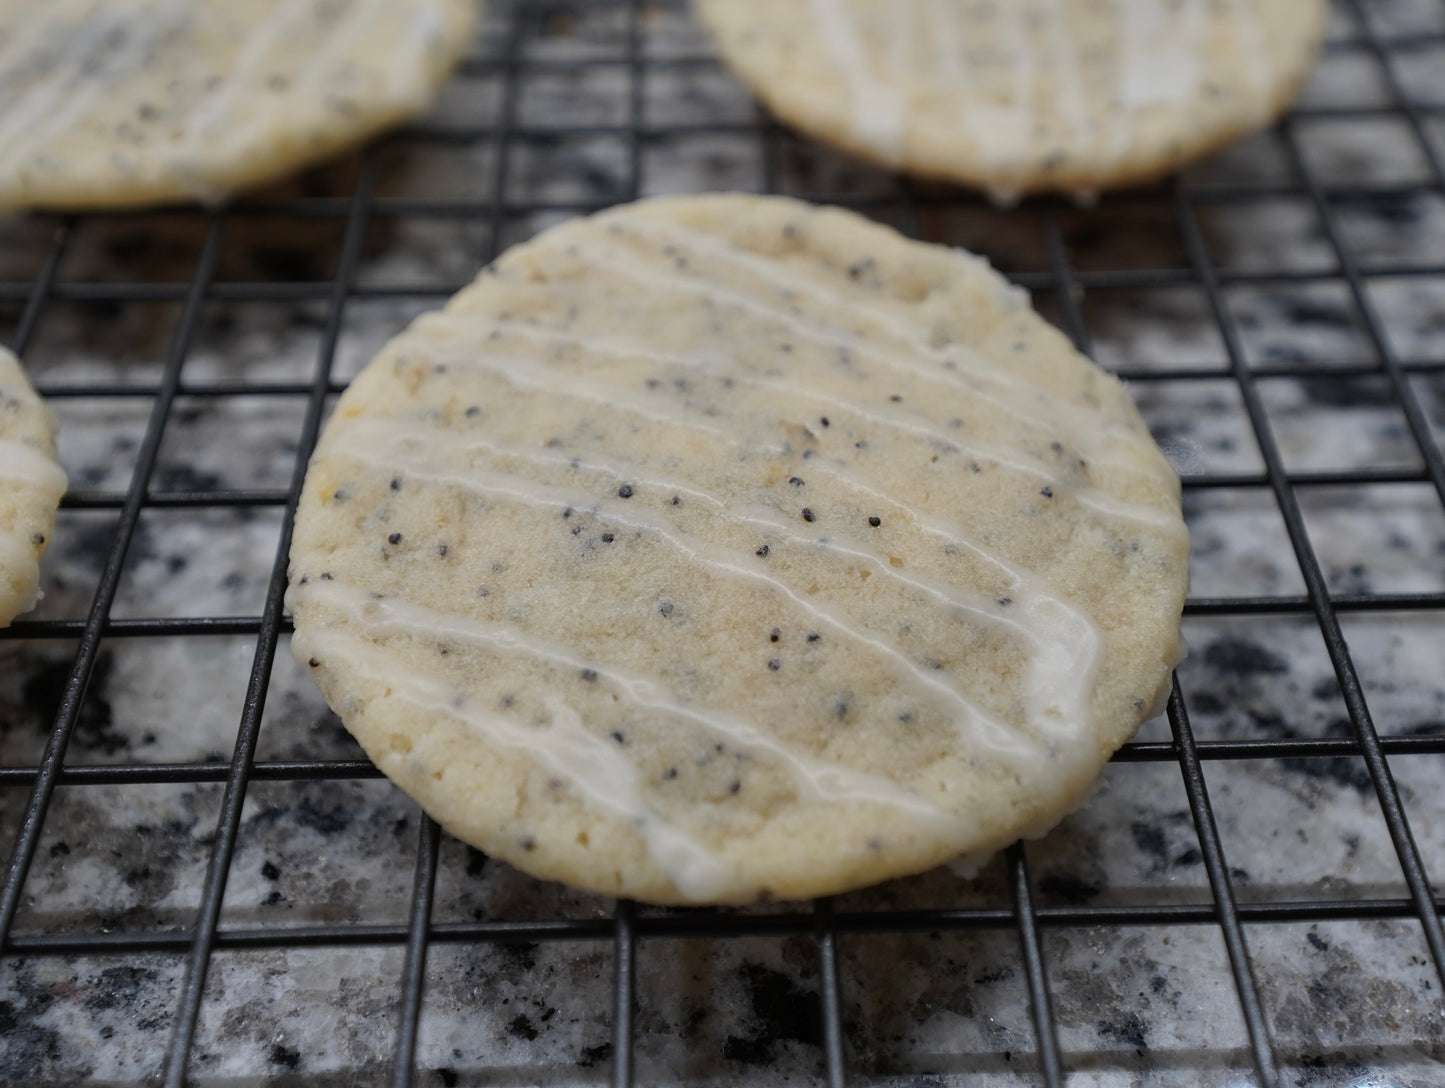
[288,193,1188,905]
[1,349,66,627]
[0,0,478,211]
[693,0,1327,203]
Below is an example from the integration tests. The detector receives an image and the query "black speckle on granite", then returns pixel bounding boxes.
[971,964,1016,986]
[1098,1011,1149,1053]
[1190,690,1225,714]
[268,1043,300,1070]
[294,796,351,835]
[465,846,488,877]
[0,991,64,1083]
[22,651,122,756]
[1038,872,1103,903]
[1278,753,1374,795]
[1298,375,1400,409]
[1130,821,1169,865]
[1277,295,1354,331]
[500,942,538,972]
[578,1041,613,1067]
[1203,637,1289,675]
[152,461,223,493]
[507,1013,539,1041]
[84,965,159,1013]
[722,962,821,1065]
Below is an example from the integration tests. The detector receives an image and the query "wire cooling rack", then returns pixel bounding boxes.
[1,0,1443,1085]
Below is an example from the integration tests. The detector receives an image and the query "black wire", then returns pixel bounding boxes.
[2,2,1443,1085]
[8,891,1445,959]
[392,815,442,1088]
[161,157,379,1087]
[0,216,226,953]
[9,259,1445,316]
[813,898,847,1088]
[611,900,638,1088]
[1275,114,1445,509]
[1047,189,1272,1086]
[482,3,528,269]
[1007,844,1065,1087]
[1166,681,1279,1086]
[8,218,70,357]
[1173,178,1445,995]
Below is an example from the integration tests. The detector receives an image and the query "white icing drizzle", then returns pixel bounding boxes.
[207,0,393,174]
[0,0,63,92]
[292,619,741,901]
[807,0,908,160]
[0,353,64,621]
[1224,0,1274,95]
[565,219,1168,479]
[1117,0,1202,110]
[809,0,1225,200]
[179,2,314,151]
[292,579,972,837]
[411,320,742,445]
[797,458,1102,741]
[0,527,40,612]
[0,0,190,165]
[290,0,395,100]
[927,0,1033,201]
[0,0,456,204]
[319,423,1045,762]
[339,417,1024,634]
[0,439,69,496]
[1040,0,1092,164]
[1101,0,1205,173]
[351,415,1105,745]
[479,314,1184,538]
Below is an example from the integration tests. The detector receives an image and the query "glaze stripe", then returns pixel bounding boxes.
[292,618,743,901]
[291,578,974,834]
[475,315,1184,535]
[317,428,1042,761]
[0,440,68,495]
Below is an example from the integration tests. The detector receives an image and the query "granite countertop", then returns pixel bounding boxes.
[2,0,1444,1085]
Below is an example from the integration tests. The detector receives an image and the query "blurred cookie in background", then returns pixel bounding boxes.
[0,0,478,210]
[694,0,1327,203]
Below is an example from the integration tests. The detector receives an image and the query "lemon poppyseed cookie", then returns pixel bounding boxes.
[287,194,1188,904]
[0,349,66,627]
[0,0,477,211]
[693,0,1326,203]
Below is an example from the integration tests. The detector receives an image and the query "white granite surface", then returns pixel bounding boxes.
[1,0,1444,1085]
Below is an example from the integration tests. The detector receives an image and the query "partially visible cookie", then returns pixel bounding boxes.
[693,0,1326,202]
[0,0,478,211]
[288,193,1188,905]
[1,349,66,627]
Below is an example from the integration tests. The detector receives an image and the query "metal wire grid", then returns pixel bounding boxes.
[0,0,1441,1084]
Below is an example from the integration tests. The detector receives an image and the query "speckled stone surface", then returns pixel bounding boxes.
[2,0,1444,1085]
